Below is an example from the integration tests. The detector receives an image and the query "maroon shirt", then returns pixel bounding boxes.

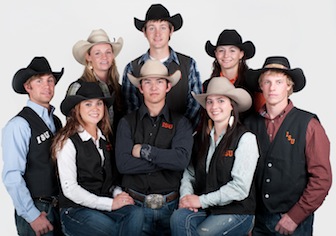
[260,100,332,224]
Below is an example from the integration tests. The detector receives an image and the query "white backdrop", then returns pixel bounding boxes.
[1,0,335,235]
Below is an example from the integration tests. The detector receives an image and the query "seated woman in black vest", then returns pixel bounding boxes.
[51,82,143,236]
[170,77,259,236]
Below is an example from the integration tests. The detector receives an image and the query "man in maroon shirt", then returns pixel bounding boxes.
[244,56,332,235]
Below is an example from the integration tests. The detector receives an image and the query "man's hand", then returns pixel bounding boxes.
[132,144,142,158]
[275,213,298,235]
[30,211,53,236]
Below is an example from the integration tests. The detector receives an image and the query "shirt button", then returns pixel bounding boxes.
[268,162,272,167]
[271,120,274,123]
[153,124,156,127]
[266,178,271,183]
[149,133,152,136]
[265,194,270,198]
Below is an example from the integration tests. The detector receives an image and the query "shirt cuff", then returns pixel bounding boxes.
[140,144,152,162]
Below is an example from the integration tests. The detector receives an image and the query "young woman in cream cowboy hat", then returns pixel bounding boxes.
[170,77,259,236]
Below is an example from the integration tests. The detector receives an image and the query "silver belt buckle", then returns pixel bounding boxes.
[145,194,164,209]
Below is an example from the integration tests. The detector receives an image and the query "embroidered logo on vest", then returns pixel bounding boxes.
[223,150,234,157]
[286,131,295,144]
[36,131,51,144]
[162,122,173,129]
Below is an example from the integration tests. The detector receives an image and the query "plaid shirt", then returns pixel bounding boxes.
[121,48,202,129]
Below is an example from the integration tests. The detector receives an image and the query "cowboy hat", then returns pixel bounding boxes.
[127,60,181,87]
[12,56,64,94]
[72,29,123,65]
[205,29,255,59]
[192,77,252,112]
[134,4,183,32]
[246,56,306,93]
[61,81,114,116]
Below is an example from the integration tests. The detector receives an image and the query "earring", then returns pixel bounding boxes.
[88,62,93,70]
[228,115,234,127]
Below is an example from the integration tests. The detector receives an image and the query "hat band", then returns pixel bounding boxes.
[264,63,288,69]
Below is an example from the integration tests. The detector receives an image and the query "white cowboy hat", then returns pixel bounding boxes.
[127,60,181,87]
[192,77,252,112]
[72,29,123,65]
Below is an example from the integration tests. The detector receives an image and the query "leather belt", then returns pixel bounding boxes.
[34,196,58,207]
[126,189,178,209]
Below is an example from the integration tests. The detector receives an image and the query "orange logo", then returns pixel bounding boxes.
[162,122,173,129]
[224,150,234,157]
[286,131,295,144]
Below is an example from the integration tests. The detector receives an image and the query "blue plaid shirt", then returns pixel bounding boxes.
[121,48,202,129]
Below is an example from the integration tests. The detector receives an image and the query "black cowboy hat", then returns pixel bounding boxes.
[61,82,114,116]
[246,56,306,93]
[12,56,64,94]
[134,4,183,32]
[205,29,255,59]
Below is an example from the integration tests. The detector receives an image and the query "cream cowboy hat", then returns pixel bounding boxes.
[192,77,252,112]
[72,29,123,65]
[127,60,181,87]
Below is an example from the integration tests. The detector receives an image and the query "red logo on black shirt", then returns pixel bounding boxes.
[162,122,173,129]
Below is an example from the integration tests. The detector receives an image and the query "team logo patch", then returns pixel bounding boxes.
[286,131,295,144]
[162,122,173,129]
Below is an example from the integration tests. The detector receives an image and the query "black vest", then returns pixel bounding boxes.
[17,107,62,198]
[131,52,191,115]
[244,107,316,213]
[122,109,183,194]
[194,125,257,215]
[59,133,115,208]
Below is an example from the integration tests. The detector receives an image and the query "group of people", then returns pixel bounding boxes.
[2,3,332,236]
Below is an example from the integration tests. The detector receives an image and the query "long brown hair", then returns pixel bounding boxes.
[51,102,112,161]
[193,101,240,168]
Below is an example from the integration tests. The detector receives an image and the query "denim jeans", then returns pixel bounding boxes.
[252,212,314,236]
[170,208,254,236]
[15,199,63,236]
[131,198,178,236]
[60,205,143,236]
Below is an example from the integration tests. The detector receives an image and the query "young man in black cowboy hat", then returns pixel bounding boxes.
[244,56,332,235]
[121,3,202,130]
[116,60,193,235]
[2,57,64,235]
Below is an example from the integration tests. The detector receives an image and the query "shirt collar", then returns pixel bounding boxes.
[138,47,180,65]
[138,103,170,121]
[27,99,55,117]
[260,99,294,119]
[77,126,106,142]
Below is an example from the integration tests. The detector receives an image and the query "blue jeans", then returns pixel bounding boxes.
[130,198,178,236]
[170,208,254,236]
[252,212,314,236]
[60,205,143,236]
[15,199,63,236]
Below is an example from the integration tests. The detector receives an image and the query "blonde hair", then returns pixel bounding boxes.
[259,70,294,96]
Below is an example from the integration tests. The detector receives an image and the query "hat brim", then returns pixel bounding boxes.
[72,37,123,65]
[127,70,181,88]
[13,68,64,94]
[61,94,114,116]
[134,13,183,32]
[192,77,252,112]
[246,68,306,93]
[205,40,255,59]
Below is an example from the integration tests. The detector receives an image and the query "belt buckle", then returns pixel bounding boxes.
[51,197,58,207]
[145,194,163,209]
